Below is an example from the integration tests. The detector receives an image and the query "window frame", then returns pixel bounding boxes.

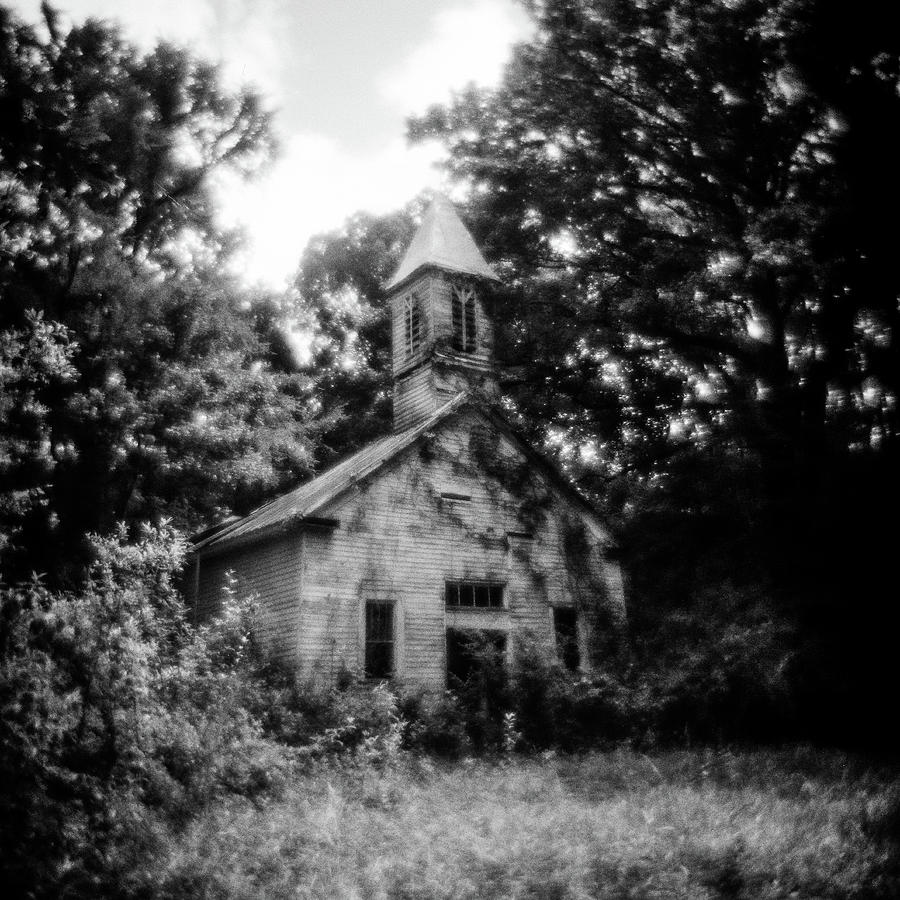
[404,291,422,358]
[451,284,477,353]
[364,599,395,680]
[444,579,505,610]
[440,491,472,502]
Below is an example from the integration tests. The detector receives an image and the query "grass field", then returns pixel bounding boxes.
[145,748,898,899]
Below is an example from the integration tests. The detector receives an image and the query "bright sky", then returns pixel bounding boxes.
[11,0,531,287]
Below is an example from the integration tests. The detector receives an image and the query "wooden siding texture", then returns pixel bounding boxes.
[391,274,434,377]
[430,275,494,362]
[294,408,622,690]
[195,534,301,668]
[392,272,499,432]
[393,365,438,432]
[390,272,493,377]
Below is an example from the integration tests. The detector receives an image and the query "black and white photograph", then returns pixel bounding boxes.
[1,1,898,896]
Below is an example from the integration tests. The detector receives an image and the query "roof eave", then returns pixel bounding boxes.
[385,261,501,293]
[290,393,471,516]
[190,394,472,557]
[191,514,340,558]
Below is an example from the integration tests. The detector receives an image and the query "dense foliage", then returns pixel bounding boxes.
[0,5,322,583]
[408,0,900,746]
[289,206,418,460]
[0,525,284,896]
[2,1,898,895]
[1,538,896,897]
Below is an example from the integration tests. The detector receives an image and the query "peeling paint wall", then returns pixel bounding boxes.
[194,533,302,669]
[293,408,624,689]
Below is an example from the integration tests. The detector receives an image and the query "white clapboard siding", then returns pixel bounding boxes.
[393,365,437,432]
[194,534,300,668]
[286,408,618,690]
[193,407,622,690]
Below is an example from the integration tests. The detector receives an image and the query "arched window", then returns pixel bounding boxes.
[404,292,421,357]
[452,284,477,353]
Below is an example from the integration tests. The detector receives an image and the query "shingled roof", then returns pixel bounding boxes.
[192,391,615,557]
[193,395,468,555]
[385,195,500,290]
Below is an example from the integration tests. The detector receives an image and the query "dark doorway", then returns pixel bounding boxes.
[553,607,580,671]
[446,628,507,685]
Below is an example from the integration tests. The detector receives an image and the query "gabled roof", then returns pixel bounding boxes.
[193,391,614,557]
[385,195,500,291]
[193,395,468,555]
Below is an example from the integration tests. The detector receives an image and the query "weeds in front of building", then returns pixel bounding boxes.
[2,525,898,897]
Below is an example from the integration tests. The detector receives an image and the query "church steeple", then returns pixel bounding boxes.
[386,197,501,432]
[386,195,500,291]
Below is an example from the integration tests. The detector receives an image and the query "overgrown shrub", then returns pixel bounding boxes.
[400,690,471,758]
[635,607,796,746]
[0,520,858,897]
[0,523,293,898]
[397,621,793,754]
[511,635,636,751]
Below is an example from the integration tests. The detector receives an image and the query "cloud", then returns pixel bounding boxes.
[9,0,533,289]
[214,134,447,288]
[10,0,287,99]
[379,0,532,114]
[12,1,213,47]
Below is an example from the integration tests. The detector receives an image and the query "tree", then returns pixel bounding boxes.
[0,6,321,582]
[414,0,899,471]
[411,0,900,743]
[0,523,293,897]
[290,205,418,462]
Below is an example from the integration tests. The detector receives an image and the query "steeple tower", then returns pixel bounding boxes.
[386,196,501,432]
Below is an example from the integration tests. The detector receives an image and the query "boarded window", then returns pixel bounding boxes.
[446,628,507,685]
[365,601,394,679]
[553,607,580,671]
[404,293,422,357]
[445,580,504,608]
[451,284,477,353]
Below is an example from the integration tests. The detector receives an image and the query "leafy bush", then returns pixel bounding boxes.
[0,523,293,898]
[510,634,636,751]
[400,690,471,758]
[444,630,511,752]
[398,621,793,755]
[634,604,796,746]
[312,681,405,762]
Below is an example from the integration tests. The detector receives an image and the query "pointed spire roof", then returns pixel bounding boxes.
[385,195,500,290]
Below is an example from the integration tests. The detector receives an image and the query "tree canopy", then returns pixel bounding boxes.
[409,0,900,743]
[289,205,419,462]
[0,5,321,582]
[413,0,898,469]
[3,0,899,745]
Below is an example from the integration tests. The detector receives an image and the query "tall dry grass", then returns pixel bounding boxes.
[140,748,898,899]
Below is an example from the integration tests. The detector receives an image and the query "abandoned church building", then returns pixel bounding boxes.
[189,196,625,690]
